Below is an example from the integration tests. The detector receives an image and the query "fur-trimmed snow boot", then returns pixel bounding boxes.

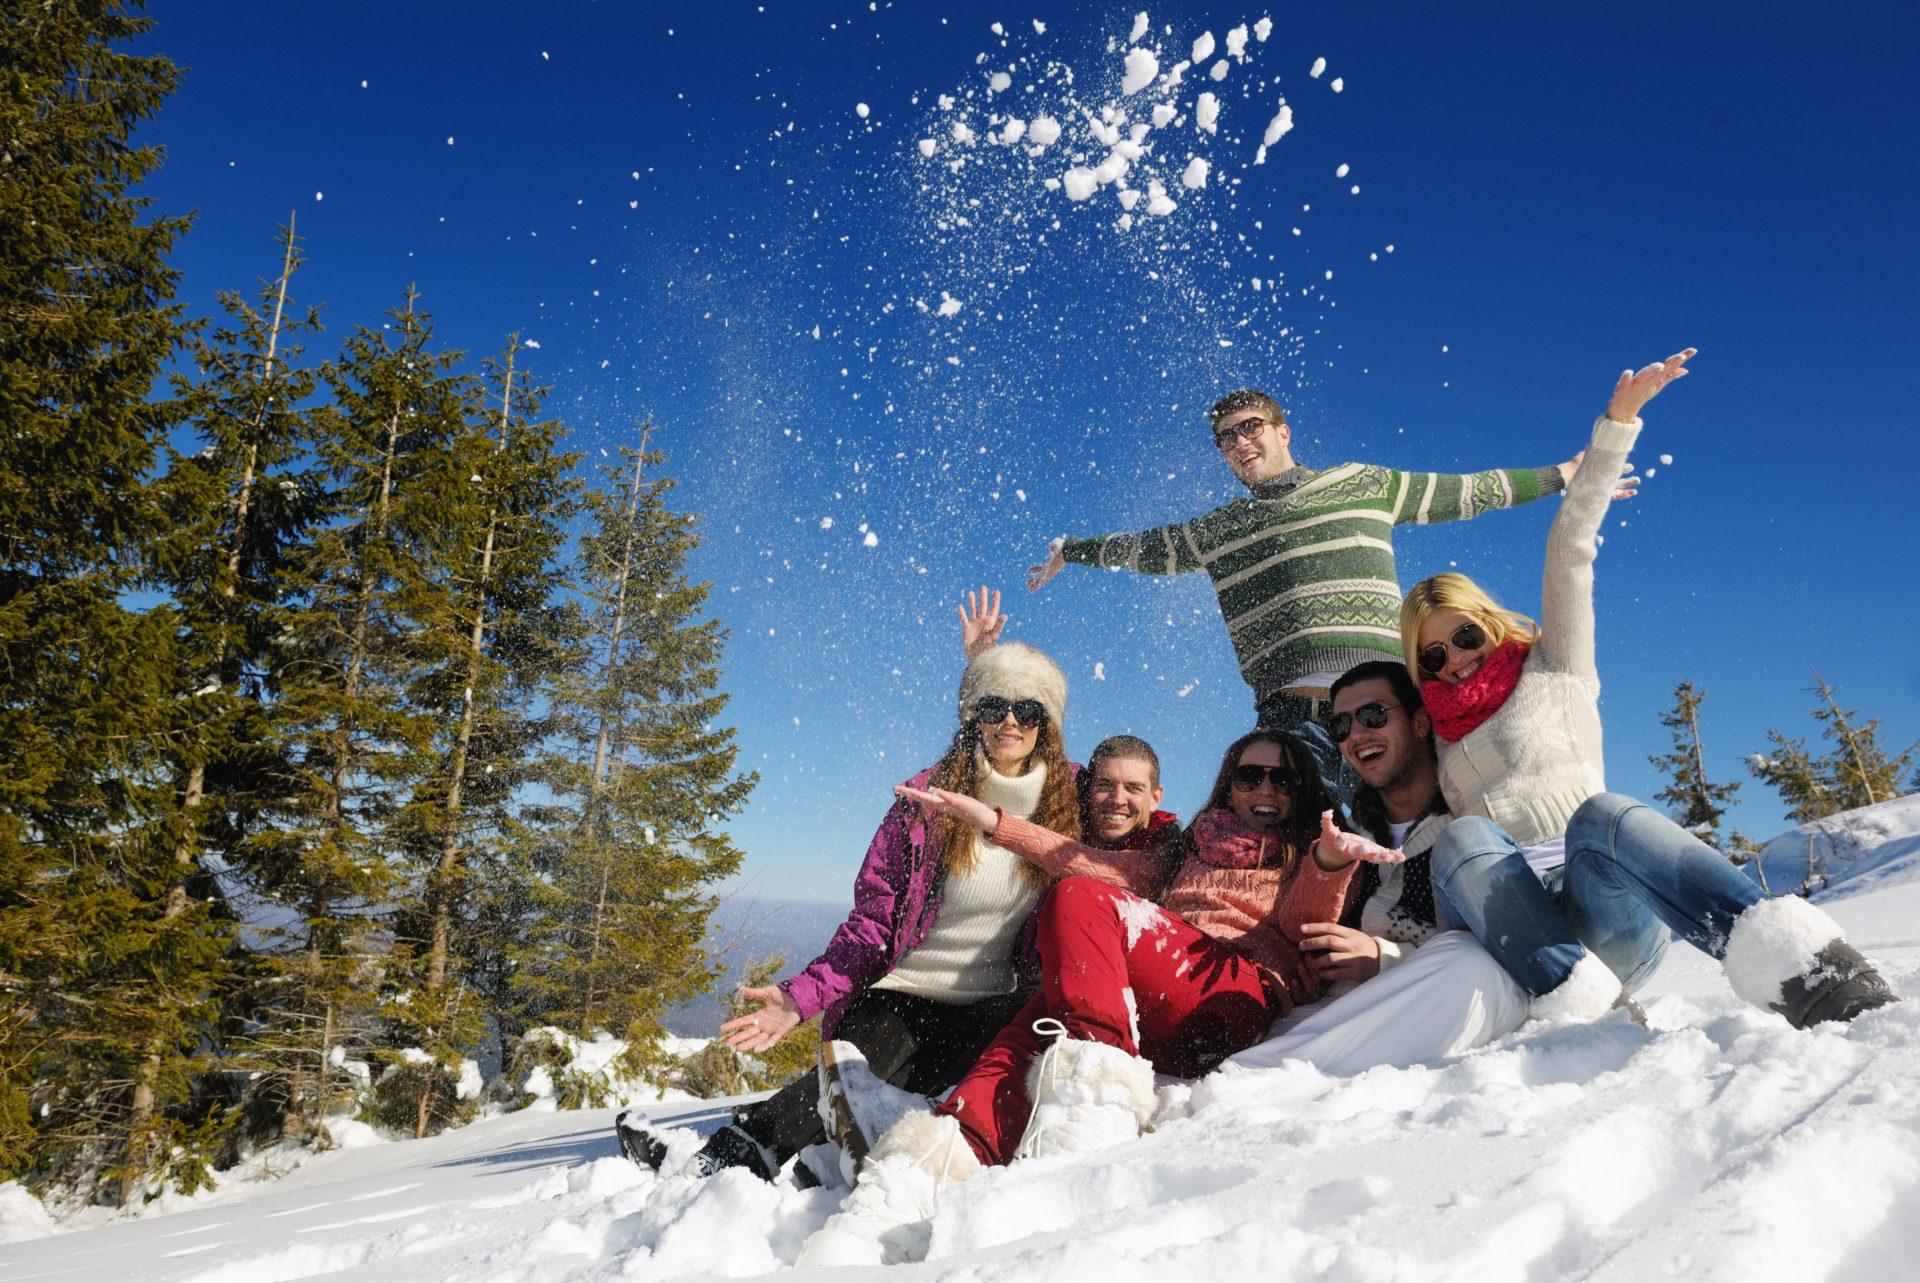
[1010,1020,1157,1162]
[794,1110,980,1268]
[1527,953,1625,1024]
[1723,895,1897,1029]
[815,1039,926,1188]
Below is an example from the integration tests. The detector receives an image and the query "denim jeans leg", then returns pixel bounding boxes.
[1562,793,1766,962]
[1254,695,1355,809]
[1429,816,1588,996]
[1556,855,1671,992]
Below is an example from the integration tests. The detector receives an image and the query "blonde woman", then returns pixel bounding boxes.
[1405,351,1894,1030]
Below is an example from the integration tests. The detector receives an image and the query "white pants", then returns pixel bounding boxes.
[1224,931,1529,1075]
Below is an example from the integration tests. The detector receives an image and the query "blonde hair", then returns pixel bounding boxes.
[1399,572,1538,678]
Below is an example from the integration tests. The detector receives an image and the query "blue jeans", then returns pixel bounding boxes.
[1254,692,1355,809]
[1429,793,1766,996]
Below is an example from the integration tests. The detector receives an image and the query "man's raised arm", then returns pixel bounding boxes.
[1027,519,1208,590]
[1382,451,1636,528]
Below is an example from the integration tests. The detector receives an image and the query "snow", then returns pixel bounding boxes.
[1745,792,1920,901]
[0,1184,54,1246]
[1120,48,1159,95]
[10,809,1920,1278]
[1191,31,1215,63]
[1310,55,1327,78]
[1181,156,1211,189]
[1026,114,1061,146]
[1660,452,1675,464]
[1129,12,1149,43]
[855,102,869,118]
[1195,91,1220,134]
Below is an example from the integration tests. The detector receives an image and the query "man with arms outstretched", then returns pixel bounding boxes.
[1028,390,1629,796]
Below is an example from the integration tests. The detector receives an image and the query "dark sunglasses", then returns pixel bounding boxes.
[1212,416,1277,450]
[1417,622,1489,676]
[974,696,1048,729]
[1327,701,1401,744]
[1230,764,1297,791]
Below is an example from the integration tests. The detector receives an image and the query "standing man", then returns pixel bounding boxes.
[1027,390,1628,797]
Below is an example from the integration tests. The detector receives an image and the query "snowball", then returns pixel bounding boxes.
[1196,92,1220,133]
[1192,31,1215,62]
[1331,77,1345,92]
[862,531,879,548]
[1063,167,1099,201]
[1122,47,1160,94]
[1028,114,1061,146]
[1225,24,1249,58]
[1181,156,1210,189]
[856,102,870,118]
[1129,11,1149,42]
[1310,56,1327,78]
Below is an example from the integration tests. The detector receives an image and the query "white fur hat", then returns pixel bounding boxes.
[957,642,1067,730]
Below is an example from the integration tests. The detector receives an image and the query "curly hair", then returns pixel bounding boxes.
[924,719,1079,888]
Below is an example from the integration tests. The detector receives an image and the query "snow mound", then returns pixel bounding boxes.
[1745,791,1920,902]
[0,1182,55,1246]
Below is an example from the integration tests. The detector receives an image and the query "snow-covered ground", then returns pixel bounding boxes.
[9,798,1919,1281]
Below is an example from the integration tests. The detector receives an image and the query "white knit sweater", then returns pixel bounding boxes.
[1434,414,1640,849]
[872,758,1047,1003]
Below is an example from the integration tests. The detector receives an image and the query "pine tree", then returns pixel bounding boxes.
[1751,672,1917,824]
[384,338,580,1129]
[509,429,756,1070]
[1647,681,1742,854]
[224,289,471,1145]
[0,0,208,1196]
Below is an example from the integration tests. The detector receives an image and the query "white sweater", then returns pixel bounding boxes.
[872,759,1047,1003]
[1434,414,1640,849]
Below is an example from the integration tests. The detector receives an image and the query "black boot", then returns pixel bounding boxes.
[615,1108,670,1170]
[690,1122,782,1180]
[1773,941,1897,1029]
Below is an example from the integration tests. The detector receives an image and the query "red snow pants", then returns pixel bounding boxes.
[938,875,1281,1166]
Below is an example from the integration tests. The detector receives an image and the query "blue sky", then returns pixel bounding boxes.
[135,1,1919,903]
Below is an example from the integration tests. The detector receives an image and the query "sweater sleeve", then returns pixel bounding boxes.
[779,801,911,1020]
[1534,415,1642,676]
[1060,516,1208,576]
[1269,852,1361,946]
[991,812,1173,898]
[1386,463,1563,526]
[1374,937,1409,974]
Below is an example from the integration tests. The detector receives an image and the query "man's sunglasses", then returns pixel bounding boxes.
[1417,622,1489,676]
[1212,416,1279,450]
[1230,764,1297,791]
[1327,701,1400,744]
[974,696,1048,729]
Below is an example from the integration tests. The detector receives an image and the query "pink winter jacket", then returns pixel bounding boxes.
[991,806,1357,1010]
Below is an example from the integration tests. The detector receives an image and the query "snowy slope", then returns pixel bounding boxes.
[10,840,1920,1280]
[1745,792,1920,905]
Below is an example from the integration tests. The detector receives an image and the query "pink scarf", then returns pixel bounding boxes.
[1421,640,1531,742]
[1191,807,1280,870]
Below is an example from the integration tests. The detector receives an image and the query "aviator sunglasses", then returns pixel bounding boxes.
[1417,622,1489,676]
[974,696,1048,729]
[1212,415,1278,450]
[1327,701,1400,744]
[1230,763,1297,791]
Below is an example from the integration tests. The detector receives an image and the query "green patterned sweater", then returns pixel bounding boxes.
[1061,461,1564,707]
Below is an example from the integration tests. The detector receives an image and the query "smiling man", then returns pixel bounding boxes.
[1029,389,1591,798]
[1079,734,1178,851]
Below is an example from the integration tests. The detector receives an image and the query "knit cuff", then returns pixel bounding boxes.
[1374,938,1407,974]
[1059,536,1097,566]
[1534,464,1565,497]
[1589,414,1642,453]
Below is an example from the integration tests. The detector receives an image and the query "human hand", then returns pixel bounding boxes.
[1026,539,1065,591]
[719,985,802,1052]
[1313,810,1406,869]
[958,586,1008,660]
[1606,348,1696,424]
[1299,921,1383,984]
[1558,451,1641,501]
[894,783,997,833]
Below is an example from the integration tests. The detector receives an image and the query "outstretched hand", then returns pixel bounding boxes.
[1313,809,1406,870]
[1606,348,1696,424]
[719,985,802,1053]
[1559,451,1642,501]
[958,586,1008,660]
[1027,539,1065,592]
[894,783,998,833]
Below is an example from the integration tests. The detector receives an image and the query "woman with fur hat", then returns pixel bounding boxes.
[618,631,1082,1185]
